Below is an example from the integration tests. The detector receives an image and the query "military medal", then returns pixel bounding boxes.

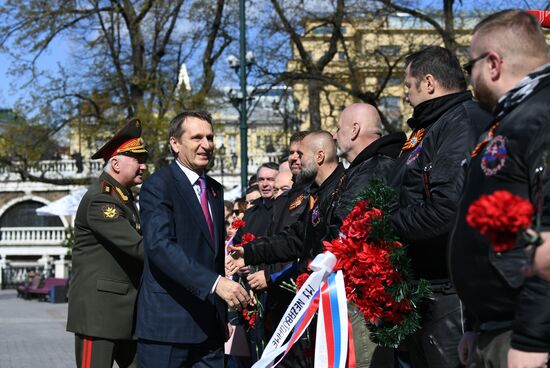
[289,194,304,211]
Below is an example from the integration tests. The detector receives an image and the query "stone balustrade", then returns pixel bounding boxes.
[0,227,67,246]
[0,153,282,182]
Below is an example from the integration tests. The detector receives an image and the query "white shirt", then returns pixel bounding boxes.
[174,159,221,294]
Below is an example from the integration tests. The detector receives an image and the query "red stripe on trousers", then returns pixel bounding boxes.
[83,336,92,368]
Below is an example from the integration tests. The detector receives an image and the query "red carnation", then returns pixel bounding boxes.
[467,190,534,252]
[241,233,256,245]
[232,219,245,230]
[295,273,310,290]
[242,308,258,329]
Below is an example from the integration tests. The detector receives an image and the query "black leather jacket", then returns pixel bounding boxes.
[390,91,492,279]
[244,164,345,274]
[450,76,550,352]
[327,132,406,237]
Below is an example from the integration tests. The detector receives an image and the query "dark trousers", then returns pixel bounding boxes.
[474,329,511,367]
[74,334,136,368]
[403,291,463,368]
[137,338,224,368]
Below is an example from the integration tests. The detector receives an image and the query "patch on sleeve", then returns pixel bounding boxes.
[101,204,119,219]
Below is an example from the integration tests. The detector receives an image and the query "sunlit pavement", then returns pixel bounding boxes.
[0,289,73,368]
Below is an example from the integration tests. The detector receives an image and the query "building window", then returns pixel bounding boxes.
[312,26,347,35]
[379,96,402,126]
[377,45,401,56]
[265,136,275,153]
[0,201,63,227]
[338,52,346,61]
[378,77,401,86]
[256,136,262,149]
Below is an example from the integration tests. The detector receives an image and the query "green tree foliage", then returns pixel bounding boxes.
[0,0,233,171]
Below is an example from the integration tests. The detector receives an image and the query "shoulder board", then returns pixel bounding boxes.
[114,186,129,202]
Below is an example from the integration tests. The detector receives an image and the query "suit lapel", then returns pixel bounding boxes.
[169,162,215,250]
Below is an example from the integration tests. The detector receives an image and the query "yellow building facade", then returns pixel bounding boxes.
[290,14,480,132]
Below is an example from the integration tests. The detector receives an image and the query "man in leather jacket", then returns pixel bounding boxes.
[389,46,492,367]
[328,103,406,235]
[329,103,406,367]
[450,10,550,368]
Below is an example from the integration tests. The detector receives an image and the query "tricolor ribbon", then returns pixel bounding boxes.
[252,252,352,368]
[315,271,348,368]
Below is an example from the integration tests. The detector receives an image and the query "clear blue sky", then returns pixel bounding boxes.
[0,36,70,108]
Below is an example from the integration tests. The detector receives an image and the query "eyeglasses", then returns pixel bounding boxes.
[233,209,241,215]
[462,52,489,76]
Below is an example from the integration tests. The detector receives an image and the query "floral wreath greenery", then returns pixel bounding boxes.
[319,180,431,347]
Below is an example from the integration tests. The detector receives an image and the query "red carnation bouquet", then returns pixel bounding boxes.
[323,181,430,347]
[230,224,262,330]
[466,191,535,252]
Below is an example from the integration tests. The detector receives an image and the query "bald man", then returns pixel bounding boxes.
[227,130,344,277]
[449,10,550,367]
[389,46,492,367]
[330,103,406,231]
[273,171,293,198]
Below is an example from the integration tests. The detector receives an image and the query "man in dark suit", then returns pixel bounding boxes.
[137,111,249,367]
[67,118,147,368]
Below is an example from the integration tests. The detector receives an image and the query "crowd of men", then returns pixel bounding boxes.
[66,9,550,368]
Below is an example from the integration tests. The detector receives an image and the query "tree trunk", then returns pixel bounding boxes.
[308,80,322,130]
[443,0,457,53]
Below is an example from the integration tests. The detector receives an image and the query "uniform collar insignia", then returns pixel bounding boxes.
[101,180,111,193]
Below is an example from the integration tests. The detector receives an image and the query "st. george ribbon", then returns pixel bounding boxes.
[252,251,349,368]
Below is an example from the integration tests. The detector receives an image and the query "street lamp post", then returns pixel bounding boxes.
[227,0,255,196]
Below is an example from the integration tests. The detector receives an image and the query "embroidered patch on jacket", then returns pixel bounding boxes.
[311,207,321,227]
[289,194,304,211]
[406,144,423,166]
[102,205,119,219]
[481,135,507,176]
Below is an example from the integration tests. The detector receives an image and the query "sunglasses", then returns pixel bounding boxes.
[233,209,241,215]
[462,52,489,76]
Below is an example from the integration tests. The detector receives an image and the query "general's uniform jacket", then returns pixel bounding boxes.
[67,172,143,340]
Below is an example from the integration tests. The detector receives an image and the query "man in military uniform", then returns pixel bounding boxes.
[67,118,147,368]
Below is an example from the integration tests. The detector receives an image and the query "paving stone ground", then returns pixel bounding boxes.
[0,289,74,368]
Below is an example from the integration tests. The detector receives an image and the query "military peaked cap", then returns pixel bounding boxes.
[92,118,147,160]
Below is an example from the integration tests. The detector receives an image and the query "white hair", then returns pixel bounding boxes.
[103,156,117,174]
